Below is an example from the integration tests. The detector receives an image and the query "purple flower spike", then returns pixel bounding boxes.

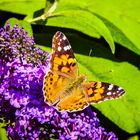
[0,23,118,140]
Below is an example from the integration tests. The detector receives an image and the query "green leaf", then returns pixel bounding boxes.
[93,62,140,133]
[127,135,139,140]
[75,36,140,133]
[0,0,115,53]
[76,36,140,133]
[78,0,140,55]
[44,0,58,16]
[51,0,140,55]
[5,18,33,36]
[93,15,140,55]
[0,127,8,140]
[46,9,115,53]
[1,0,140,54]
[0,0,45,16]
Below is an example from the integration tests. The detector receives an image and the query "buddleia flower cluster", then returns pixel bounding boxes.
[0,23,118,140]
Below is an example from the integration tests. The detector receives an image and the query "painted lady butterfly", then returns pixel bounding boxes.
[43,31,125,112]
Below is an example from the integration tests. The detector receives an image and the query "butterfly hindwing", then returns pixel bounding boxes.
[43,72,71,106]
[55,81,125,112]
[56,85,89,112]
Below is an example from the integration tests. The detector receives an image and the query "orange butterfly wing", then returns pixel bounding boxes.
[56,83,89,112]
[56,81,125,112]
[51,31,78,77]
[83,82,125,104]
[43,31,78,106]
[43,31,125,112]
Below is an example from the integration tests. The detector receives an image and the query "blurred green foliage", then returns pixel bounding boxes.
[0,124,7,140]
[0,0,140,139]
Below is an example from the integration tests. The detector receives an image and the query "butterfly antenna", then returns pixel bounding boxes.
[83,49,93,76]
[88,49,93,57]
[86,49,93,65]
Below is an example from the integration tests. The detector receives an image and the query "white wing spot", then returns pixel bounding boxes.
[65,45,71,50]
[108,84,114,90]
[64,46,67,51]
[113,92,116,95]
[118,87,122,90]
[63,36,66,40]
[107,92,112,95]
[68,45,71,50]
[58,46,62,52]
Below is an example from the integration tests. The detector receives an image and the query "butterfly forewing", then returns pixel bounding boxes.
[51,31,78,77]
[84,82,125,104]
[43,31,78,106]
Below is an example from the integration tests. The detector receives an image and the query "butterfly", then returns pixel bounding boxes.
[43,31,125,112]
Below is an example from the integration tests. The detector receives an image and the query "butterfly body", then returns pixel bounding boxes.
[43,31,125,112]
[66,75,86,89]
